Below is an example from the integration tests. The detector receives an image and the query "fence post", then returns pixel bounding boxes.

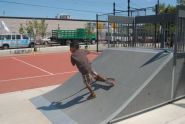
[108,20,110,48]
[171,6,179,101]
[96,14,99,52]
[132,18,135,47]
[174,6,179,66]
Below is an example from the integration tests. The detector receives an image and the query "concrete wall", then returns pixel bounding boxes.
[0,17,94,36]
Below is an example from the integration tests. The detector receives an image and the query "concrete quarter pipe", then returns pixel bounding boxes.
[31,48,180,124]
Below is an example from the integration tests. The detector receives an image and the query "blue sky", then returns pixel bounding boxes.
[0,0,176,20]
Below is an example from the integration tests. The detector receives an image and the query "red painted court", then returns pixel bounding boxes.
[0,52,98,94]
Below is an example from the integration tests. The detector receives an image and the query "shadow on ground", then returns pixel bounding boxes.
[38,82,113,110]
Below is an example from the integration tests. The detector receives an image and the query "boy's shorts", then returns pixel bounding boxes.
[82,69,98,85]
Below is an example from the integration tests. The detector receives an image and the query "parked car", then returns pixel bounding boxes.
[41,37,58,45]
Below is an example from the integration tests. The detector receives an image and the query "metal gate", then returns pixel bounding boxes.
[107,16,134,47]
[96,12,134,51]
[173,5,185,100]
[96,12,177,51]
[175,5,185,54]
[134,14,176,48]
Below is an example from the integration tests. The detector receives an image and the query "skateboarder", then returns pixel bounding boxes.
[70,42,115,100]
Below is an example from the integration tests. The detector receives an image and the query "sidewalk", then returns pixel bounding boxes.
[0,46,70,57]
[0,85,185,124]
[0,45,94,56]
[0,85,57,124]
[0,44,107,57]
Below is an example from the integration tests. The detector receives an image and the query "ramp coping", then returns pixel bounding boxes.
[107,48,172,54]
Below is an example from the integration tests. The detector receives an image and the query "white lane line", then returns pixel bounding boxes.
[12,57,54,75]
[0,71,77,83]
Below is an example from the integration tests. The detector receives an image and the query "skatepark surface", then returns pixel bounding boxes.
[1,47,185,124]
[31,48,184,124]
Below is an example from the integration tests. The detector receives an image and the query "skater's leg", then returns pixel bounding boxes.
[83,74,96,99]
[90,69,115,86]
[96,75,116,86]
[90,69,106,82]
[96,75,106,82]
[85,83,96,98]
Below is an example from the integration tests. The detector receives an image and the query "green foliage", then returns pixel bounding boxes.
[159,3,176,14]
[143,23,175,35]
[25,21,34,37]
[177,0,185,5]
[39,20,48,37]
[19,23,25,34]
[18,20,48,38]
[85,22,96,34]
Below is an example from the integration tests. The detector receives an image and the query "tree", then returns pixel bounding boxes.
[39,20,48,38]
[85,22,96,34]
[25,21,34,37]
[158,3,176,14]
[177,0,185,5]
[19,23,25,34]
[19,20,48,38]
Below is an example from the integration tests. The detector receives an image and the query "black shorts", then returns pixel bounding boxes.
[82,69,98,85]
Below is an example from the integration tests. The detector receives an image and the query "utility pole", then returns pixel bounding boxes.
[155,0,160,15]
[157,0,160,14]
[157,0,160,7]
[127,0,131,45]
[96,14,99,52]
[113,2,116,15]
[128,0,130,16]
[113,2,116,46]
[155,0,160,48]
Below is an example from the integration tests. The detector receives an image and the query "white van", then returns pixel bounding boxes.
[0,34,35,49]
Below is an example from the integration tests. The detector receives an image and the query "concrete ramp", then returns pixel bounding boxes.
[31,48,174,124]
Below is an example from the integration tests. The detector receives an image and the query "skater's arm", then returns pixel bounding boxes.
[84,49,90,54]
[71,56,75,66]
[83,49,98,55]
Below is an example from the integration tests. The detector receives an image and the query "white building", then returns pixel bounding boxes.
[55,13,71,19]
